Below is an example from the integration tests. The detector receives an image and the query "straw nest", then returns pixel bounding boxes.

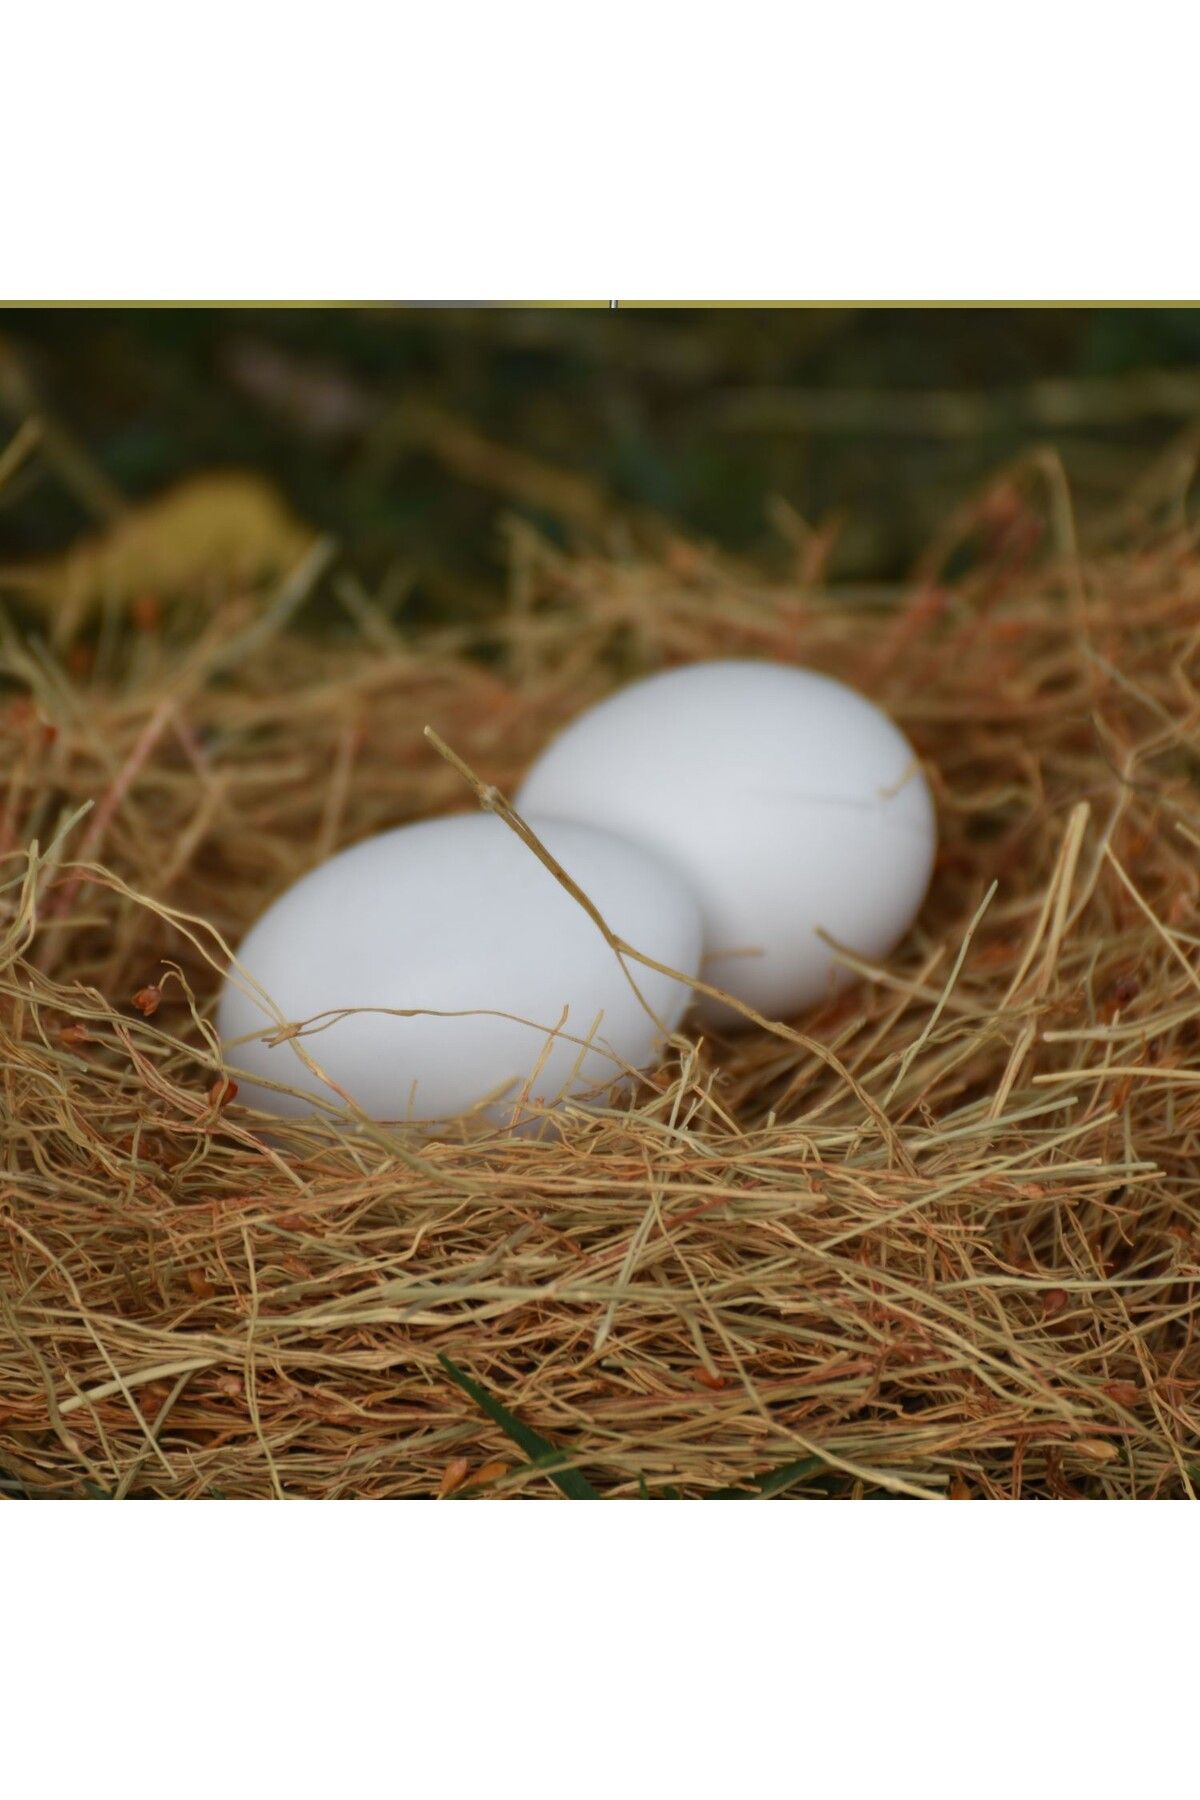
[3,464,1200,1499]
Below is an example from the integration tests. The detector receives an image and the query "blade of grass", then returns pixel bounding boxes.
[707,1456,827,1499]
[437,1354,601,1499]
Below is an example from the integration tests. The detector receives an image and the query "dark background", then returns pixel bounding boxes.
[4,306,1200,617]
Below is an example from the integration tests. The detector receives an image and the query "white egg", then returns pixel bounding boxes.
[217,813,701,1126]
[516,660,936,1026]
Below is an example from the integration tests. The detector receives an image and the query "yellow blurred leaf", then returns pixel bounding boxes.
[4,469,316,634]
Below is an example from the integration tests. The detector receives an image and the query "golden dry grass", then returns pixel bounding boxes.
[3,461,1200,1498]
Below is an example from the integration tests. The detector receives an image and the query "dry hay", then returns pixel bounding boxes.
[3,463,1200,1499]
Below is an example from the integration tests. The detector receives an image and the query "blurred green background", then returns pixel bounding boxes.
[3,306,1200,617]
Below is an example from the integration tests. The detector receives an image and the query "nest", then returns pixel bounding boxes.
[3,469,1200,1499]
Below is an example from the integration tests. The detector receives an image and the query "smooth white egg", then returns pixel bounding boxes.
[516,660,936,1026]
[217,813,701,1126]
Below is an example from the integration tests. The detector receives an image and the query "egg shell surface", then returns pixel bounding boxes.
[217,813,701,1125]
[516,659,936,1025]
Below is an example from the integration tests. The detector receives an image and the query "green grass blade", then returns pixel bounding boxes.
[437,1354,601,1499]
[707,1455,826,1499]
